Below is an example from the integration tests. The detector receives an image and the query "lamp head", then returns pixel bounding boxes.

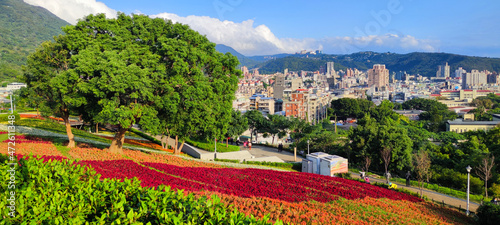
[466,165,472,173]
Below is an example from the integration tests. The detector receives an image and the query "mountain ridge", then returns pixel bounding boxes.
[0,0,69,81]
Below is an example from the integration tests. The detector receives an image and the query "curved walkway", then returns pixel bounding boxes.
[351,172,480,213]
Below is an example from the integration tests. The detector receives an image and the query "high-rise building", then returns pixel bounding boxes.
[241,66,249,79]
[462,70,487,89]
[368,64,389,90]
[326,62,335,77]
[273,74,286,99]
[436,62,450,78]
[455,67,466,78]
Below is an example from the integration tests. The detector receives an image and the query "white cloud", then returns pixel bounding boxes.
[152,13,439,56]
[24,0,439,55]
[24,0,117,24]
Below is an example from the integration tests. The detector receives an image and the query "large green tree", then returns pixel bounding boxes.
[23,36,85,148]
[61,13,240,154]
[347,116,413,173]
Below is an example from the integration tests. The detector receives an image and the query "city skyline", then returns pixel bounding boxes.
[23,0,500,57]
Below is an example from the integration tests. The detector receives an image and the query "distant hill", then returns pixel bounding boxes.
[215,44,260,68]
[0,0,69,81]
[256,51,500,76]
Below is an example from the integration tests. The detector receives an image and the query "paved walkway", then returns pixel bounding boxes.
[242,144,304,162]
[351,172,480,213]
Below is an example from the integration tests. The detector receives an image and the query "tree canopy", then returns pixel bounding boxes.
[25,13,240,154]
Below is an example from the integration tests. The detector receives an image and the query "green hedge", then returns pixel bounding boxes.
[187,139,240,152]
[214,158,240,163]
[0,155,278,224]
[243,161,301,171]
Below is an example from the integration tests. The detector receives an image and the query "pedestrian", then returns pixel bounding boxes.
[278,143,283,152]
[360,171,365,179]
[405,171,411,187]
[243,141,247,148]
[386,172,391,184]
[248,142,252,150]
[364,176,370,184]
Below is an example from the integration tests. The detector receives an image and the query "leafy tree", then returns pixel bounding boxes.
[266,114,291,144]
[245,110,265,142]
[22,36,85,148]
[63,14,240,154]
[347,116,413,174]
[369,100,399,123]
[402,98,448,111]
[330,98,374,120]
[225,110,248,146]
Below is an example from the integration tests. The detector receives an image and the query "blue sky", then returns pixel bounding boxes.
[25,0,500,57]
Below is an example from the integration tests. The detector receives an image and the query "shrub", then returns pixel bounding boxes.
[476,202,500,225]
[243,161,301,171]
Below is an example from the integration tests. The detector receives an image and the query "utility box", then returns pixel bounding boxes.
[301,158,313,173]
[319,155,348,177]
[306,152,330,174]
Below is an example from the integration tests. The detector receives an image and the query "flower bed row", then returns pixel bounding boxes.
[99,135,172,152]
[0,143,66,157]
[123,149,224,168]
[2,135,52,144]
[140,162,421,203]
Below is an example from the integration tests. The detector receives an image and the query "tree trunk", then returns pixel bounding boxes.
[226,138,229,148]
[161,135,167,149]
[62,113,76,148]
[173,135,184,155]
[272,135,275,145]
[108,127,127,154]
[95,123,99,134]
[485,180,488,199]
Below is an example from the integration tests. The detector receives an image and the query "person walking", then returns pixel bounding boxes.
[278,143,283,152]
[248,142,252,150]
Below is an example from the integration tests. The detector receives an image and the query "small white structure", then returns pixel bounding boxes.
[6,82,27,91]
[306,152,330,174]
[319,155,348,177]
[301,158,313,173]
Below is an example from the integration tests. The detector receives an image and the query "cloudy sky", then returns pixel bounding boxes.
[24,0,500,57]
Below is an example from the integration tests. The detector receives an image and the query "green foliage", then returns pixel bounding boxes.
[330,98,375,120]
[402,98,448,111]
[214,158,240,163]
[0,156,274,224]
[0,0,69,80]
[476,202,500,225]
[431,166,483,195]
[187,138,240,152]
[129,128,163,146]
[225,110,248,139]
[243,161,302,171]
[347,116,413,173]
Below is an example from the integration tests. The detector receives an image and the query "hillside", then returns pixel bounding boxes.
[215,44,261,68]
[0,0,69,81]
[255,51,500,76]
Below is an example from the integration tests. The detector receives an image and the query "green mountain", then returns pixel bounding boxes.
[215,44,260,68]
[0,0,69,81]
[256,51,500,76]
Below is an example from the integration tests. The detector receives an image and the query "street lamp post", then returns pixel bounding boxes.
[466,165,472,216]
[214,138,217,159]
[307,139,310,154]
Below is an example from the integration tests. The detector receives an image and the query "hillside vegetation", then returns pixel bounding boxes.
[256,51,500,76]
[0,0,68,81]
